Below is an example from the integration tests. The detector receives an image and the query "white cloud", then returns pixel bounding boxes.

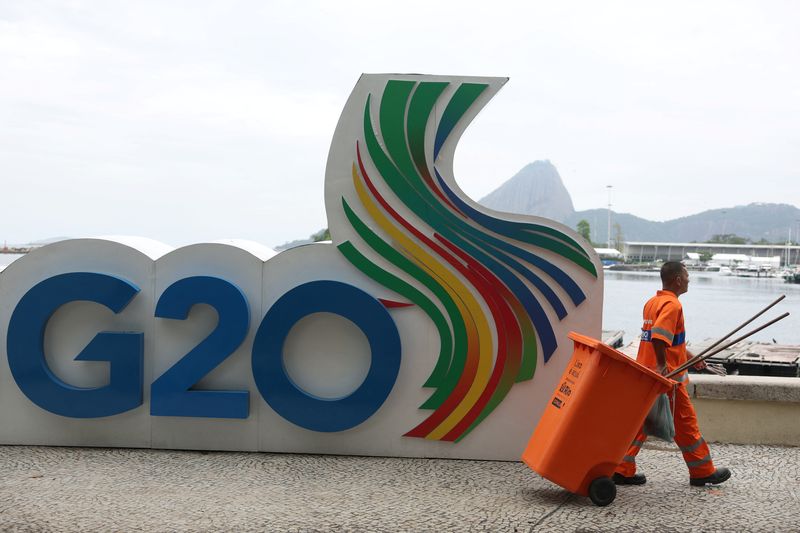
[1,0,798,245]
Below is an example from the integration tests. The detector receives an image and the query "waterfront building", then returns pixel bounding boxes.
[623,241,800,266]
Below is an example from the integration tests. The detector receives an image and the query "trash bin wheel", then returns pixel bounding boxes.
[588,476,616,506]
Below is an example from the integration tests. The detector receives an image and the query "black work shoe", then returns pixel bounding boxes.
[690,467,731,486]
[612,472,647,485]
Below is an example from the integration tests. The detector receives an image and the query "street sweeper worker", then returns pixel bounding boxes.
[613,261,731,487]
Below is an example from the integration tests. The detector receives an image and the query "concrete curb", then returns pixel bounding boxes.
[688,375,800,445]
[689,374,800,403]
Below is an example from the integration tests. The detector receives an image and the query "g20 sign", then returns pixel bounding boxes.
[7,273,399,432]
[0,75,602,460]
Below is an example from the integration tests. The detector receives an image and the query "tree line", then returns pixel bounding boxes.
[573,222,796,249]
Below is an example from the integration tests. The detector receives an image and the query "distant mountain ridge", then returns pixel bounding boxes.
[479,161,800,244]
[480,161,575,223]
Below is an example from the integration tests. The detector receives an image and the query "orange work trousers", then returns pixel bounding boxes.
[615,379,716,479]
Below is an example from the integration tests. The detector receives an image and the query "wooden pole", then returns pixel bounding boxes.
[666,312,790,378]
[673,295,785,373]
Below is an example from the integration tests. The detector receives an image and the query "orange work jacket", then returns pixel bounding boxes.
[637,290,688,379]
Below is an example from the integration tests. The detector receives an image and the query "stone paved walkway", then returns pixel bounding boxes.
[0,443,798,532]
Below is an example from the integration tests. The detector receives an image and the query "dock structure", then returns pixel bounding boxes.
[622,241,800,266]
[0,247,32,254]
[691,339,800,378]
[620,337,800,378]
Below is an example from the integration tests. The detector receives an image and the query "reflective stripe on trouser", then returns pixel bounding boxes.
[615,383,716,478]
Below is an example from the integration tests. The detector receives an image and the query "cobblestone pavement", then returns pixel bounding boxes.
[0,443,798,532]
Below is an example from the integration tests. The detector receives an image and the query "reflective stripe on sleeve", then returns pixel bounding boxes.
[651,327,674,343]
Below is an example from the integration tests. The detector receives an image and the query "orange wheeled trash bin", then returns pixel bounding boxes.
[522,332,675,506]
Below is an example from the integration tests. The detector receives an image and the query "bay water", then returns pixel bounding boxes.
[603,270,800,346]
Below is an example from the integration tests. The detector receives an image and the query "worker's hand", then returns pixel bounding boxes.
[693,359,707,371]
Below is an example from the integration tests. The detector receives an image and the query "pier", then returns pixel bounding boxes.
[0,246,31,254]
[623,241,800,266]
[618,337,800,378]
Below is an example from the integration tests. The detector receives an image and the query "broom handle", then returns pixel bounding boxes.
[666,312,790,378]
[678,295,785,371]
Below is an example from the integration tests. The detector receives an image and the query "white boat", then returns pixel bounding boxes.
[733,264,777,278]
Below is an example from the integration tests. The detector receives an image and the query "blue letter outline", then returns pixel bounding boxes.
[6,272,143,418]
[252,280,401,432]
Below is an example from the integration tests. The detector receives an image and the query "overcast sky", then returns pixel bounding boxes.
[1,1,798,248]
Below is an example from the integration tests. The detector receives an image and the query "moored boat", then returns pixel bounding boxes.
[784,271,800,284]
[733,264,777,278]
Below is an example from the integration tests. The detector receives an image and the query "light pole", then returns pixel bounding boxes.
[786,229,791,267]
[794,219,800,266]
[606,185,613,248]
